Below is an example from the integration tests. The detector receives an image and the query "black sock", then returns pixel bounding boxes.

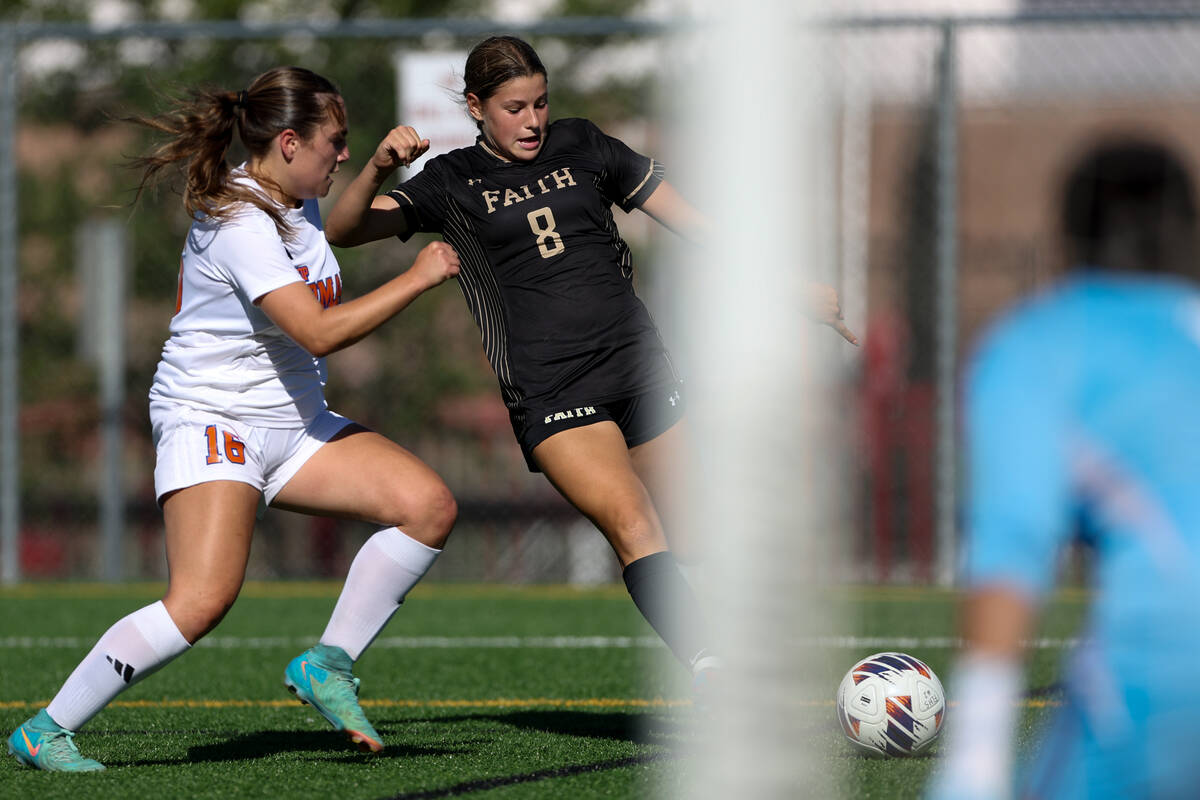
[622,551,709,670]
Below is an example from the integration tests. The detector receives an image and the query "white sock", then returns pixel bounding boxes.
[927,653,1022,800]
[320,527,440,661]
[45,600,190,731]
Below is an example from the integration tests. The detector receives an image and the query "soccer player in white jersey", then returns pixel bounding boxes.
[927,139,1200,799]
[7,66,459,772]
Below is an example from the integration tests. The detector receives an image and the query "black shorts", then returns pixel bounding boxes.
[509,381,686,472]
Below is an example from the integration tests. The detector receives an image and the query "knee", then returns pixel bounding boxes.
[419,482,458,547]
[611,494,659,535]
[163,587,239,643]
[600,502,663,556]
[385,480,456,549]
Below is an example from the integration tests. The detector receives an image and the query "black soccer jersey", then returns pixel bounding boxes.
[387,117,678,412]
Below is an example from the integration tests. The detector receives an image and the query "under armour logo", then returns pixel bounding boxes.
[467,178,482,186]
[105,654,136,684]
[667,390,680,407]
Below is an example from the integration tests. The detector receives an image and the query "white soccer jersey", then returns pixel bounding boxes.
[149,172,342,427]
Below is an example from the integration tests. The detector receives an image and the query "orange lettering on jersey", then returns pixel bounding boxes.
[313,276,341,308]
[295,265,311,280]
[174,258,184,315]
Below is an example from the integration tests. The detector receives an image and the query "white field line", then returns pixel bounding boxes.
[0,635,1081,650]
[0,697,1065,711]
[0,697,695,710]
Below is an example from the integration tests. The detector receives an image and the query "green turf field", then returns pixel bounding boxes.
[0,583,1087,798]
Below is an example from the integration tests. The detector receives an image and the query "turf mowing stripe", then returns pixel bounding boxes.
[0,582,631,600]
[0,697,1063,710]
[382,752,677,799]
[811,636,1082,649]
[0,697,691,710]
[0,635,1082,649]
[0,635,666,649]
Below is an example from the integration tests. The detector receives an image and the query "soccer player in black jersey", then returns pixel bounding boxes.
[326,35,857,691]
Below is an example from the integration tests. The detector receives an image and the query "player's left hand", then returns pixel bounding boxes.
[410,241,460,290]
[804,282,859,345]
[371,125,430,174]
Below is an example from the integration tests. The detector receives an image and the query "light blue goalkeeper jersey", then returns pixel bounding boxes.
[965,271,1200,798]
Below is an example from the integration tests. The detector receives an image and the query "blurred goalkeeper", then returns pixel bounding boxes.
[928,137,1200,800]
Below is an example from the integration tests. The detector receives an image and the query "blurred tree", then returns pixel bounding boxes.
[6,0,667,548]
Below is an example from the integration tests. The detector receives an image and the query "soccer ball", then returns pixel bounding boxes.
[836,651,945,757]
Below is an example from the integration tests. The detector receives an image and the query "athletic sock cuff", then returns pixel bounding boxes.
[373,527,441,573]
[132,600,191,658]
[622,550,676,591]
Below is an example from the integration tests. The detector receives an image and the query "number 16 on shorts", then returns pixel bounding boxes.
[205,425,246,465]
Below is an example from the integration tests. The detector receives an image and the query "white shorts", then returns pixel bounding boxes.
[151,405,355,506]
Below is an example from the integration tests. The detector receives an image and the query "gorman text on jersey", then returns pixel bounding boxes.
[295,265,342,308]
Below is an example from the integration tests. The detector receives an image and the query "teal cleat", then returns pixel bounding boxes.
[284,644,383,753]
[7,709,106,772]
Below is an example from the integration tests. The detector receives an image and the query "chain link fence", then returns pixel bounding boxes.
[832,9,1200,583]
[1,17,675,583]
[4,9,1199,584]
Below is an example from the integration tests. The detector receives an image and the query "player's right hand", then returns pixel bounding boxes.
[371,125,430,173]
[410,241,460,290]
[802,282,860,345]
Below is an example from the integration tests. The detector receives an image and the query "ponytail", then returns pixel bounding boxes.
[128,66,342,237]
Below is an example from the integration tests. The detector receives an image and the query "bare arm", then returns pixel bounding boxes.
[639,180,859,345]
[258,241,459,357]
[639,180,711,243]
[961,583,1036,658]
[325,126,429,247]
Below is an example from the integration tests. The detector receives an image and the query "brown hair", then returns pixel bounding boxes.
[462,36,547,131]
[129,66,344,236]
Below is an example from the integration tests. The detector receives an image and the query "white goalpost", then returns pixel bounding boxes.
[672,1,844,797]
